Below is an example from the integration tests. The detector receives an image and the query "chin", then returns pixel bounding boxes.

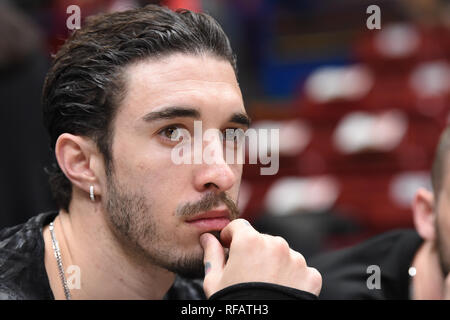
[167,247,205,279]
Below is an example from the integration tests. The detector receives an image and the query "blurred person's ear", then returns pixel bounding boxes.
[412,188,436,242]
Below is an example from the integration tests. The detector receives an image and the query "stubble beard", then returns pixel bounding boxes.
[104,169,205,279]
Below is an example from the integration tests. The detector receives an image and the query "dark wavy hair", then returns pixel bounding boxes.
[42,5,237,211]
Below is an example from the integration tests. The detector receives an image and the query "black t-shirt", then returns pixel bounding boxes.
[0,212,315,300]
[310,229,423,300]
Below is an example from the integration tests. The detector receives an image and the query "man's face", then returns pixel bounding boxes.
[102,53,246,277]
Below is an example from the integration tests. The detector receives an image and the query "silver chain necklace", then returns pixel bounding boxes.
[49,221,72,300]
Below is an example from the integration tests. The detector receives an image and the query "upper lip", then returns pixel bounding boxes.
[185,209,230,222]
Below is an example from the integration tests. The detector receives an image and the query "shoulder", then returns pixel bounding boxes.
[0,283,26,300]
[0,212,57,300]
[310,229,423,300]
[312,229,422,268]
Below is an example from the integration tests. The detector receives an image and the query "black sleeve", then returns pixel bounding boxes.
[208,282,318,300]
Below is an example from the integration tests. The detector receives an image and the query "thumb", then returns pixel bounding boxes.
[199,233,225,297]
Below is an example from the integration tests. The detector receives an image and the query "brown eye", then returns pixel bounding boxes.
[159,125,183,141]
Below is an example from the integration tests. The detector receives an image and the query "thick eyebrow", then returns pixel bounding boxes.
[141,106,201,122]
[141,106,251,128]
[229,112,251,129]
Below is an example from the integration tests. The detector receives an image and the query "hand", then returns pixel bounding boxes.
[199,218,322,298]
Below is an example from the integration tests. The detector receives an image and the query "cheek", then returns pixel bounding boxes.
[435,198,450,244]
[113,137,175,180]
[111,145,182,211]
[438,204,450,235]
[133,155,196,209]
[437,195,449,220]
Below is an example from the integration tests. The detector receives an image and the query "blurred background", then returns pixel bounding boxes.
[0,0,449,259]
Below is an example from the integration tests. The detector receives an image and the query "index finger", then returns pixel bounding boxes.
[219,218,257,248]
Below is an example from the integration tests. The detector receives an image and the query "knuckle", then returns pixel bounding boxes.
[293,251,307,267]
[226,219,240,229]
[308,267,323,293]
[226,218,242,229]
[246,231,262,245]
[236,229,259,248]
[272,236,290,254]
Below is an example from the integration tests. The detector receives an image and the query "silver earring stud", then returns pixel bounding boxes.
[89,185,95,202]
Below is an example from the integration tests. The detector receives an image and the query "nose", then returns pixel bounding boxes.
[193,162,237,193]
[192,131,238,193]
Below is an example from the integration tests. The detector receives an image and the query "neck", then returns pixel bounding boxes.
[411,241,445,300]
[43,195,175,299]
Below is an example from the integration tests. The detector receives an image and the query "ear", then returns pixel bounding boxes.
[55,133,104,199]
[412,188,436,242]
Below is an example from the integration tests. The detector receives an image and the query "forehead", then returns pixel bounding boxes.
[118,53,244,121]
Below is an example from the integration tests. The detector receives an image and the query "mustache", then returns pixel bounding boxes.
[176,192,240,220]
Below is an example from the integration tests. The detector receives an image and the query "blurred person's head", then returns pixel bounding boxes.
[42,4,245,277]
[413,126,450,277]
[0,2,42,68]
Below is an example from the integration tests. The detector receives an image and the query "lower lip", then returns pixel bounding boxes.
[186,217,230,231]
